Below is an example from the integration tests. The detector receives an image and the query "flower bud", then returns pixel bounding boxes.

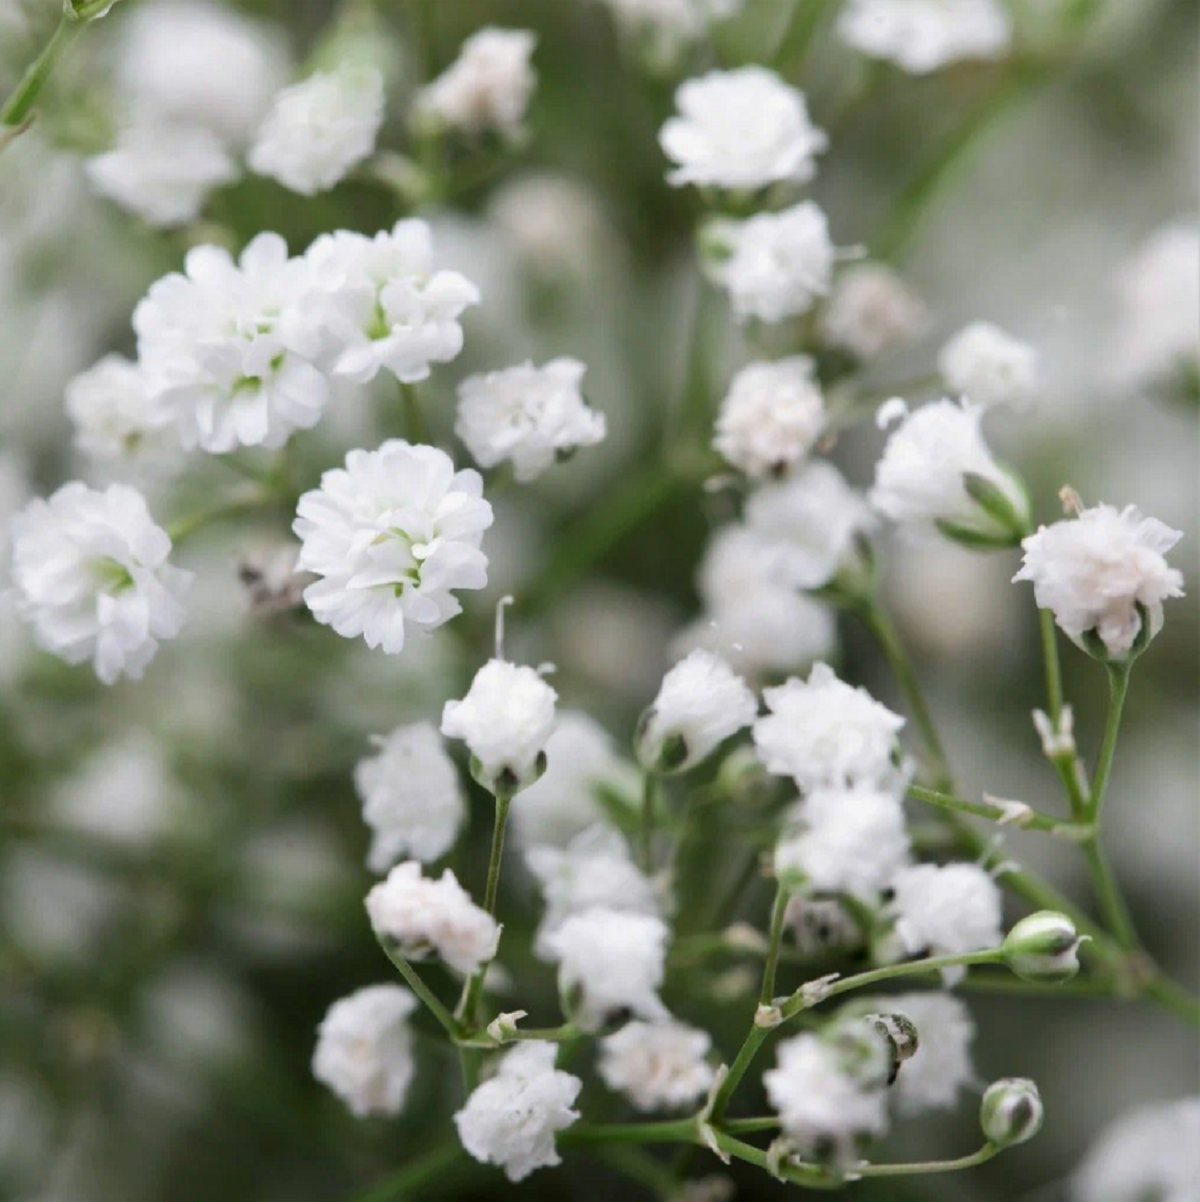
[716,745,776,808]
[980,1078,1043,1148]
[1002,911,1084,983]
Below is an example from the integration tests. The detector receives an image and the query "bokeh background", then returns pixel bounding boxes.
[0,1,1197,1199]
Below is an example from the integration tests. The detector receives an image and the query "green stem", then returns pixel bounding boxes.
[759,885,789,1005]
[707,1025,770,1124]
[724,1116,781,1134]
[167,493,272,545]
[706,1131,842,1190]
[1087,664,1129,824]
[398,381,428,444]
[561,1118,698,1146]
[461,1021,583,1048]
[639,772,658,872]
[1144,973,1200,1026]
[0,14,79,128]
[457,791,512,1026]
[1038,607,1064,725]
[907,784,1091,839]
[353,1143,465,1202]
[1080,838,1138,953]
[856,1143,1000,1178]
[773,0,834,75]
[374,933,462,1039]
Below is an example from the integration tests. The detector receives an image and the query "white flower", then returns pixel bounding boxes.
[1014,504,1184,659]
[938,321,1039,410]
[354,722,466,872]
[599,0,742,67]
[598,1020,715,1111]
[764,1032,889,1164]
[753,663,905,793]
[544,907,670,1029]
[707,202,834,323]
[869,397,1027,535]
[114,0,289,145]
[636,649,757,774]
[441,658,558,795]
[510,711,640,849]
[883,863,1002,980]
[293,440,493,654]
[660,67,825,190]
[134,233,330,453]
[526,826,660,960]
[853,992,975,1115]
[415,27,537,139]
[455,359,607,482]
[454,1042,581,1182]
[64,354,177,470]
[775,786,911,902]
[1072,1096,1200,1202]
[305,220,480,384]
[713,357,825,479]
[311,984,417,1118]
[85,121,237,228]
[743,460,877,590]
[249,67,385,196]
[365,861,499,975]
[837,0,1012,75]
[7,483,191,685]
[821,263,926,360]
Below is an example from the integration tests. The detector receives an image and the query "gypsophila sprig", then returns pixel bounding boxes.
[821,263,926,361]
[938,321,1039,411]
[598,1020,715,1112]
[65,354,177,472]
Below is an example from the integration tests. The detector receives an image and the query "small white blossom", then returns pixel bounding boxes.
[599,0,742,68]
[311,984,417,1118]
[1072,1096,1200,1202]
[249,67,385,196]
[365,861,499,975]
[660,67,826,190]
[821,263,926,361]
[305,220,480,384]
[415,28,537,139]
[85,121,237,228]
[837,0,1012,75]
[294,440,493,654]
[599,1020,715,1111]
[1014,504,1184,660]
[707,202,834,323]
[938,321,1039,410]
[544,908,670,1029]
[455,359,607,482]
[454,1042,581,1182]
[8,483,190,685]
[713,357,825,479]
[354,722,466,872]
[526,826,660,959]
[134,234,329,453]
[753,663,905,793]
[764,1031,890,1164]
[636,649,757,774]
[441,658,558,795]
[64,354,176,470]
[775,786,911,902]
[869,397,1027,534]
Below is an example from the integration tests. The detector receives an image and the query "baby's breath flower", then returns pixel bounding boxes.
[65,354,176,471]
[821,263,926,361]
[938,321,1039,410]
[837,0,1012,75]
[598,1019,715,1111]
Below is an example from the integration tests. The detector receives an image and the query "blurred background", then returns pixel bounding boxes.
[0,0,1196,1199]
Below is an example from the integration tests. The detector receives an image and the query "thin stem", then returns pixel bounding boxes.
[1038,607,1064,725]
[560,1118,698,1146]
[773,0,834,75]
[706,1025,769,1124]
[705,1131,842,1190]
[1144,973,1200,1026]
[398,381,428,444]
[374,934,462,1039]
[1087,665,1129,823]
[0,14,79,128]
[724,1116,780,1134]
[759,885,789,1005]
[856,1143,1000,1178]
[639,772,658,872]
[1080,839,1139,953]
[167,493,272,545]
[457,791,513,1025]
[907,784,1092,839]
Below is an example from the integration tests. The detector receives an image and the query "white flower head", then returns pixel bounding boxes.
[294,440,493,655]
[706,202,834,323]
[365,861,499,975]
[713,357,825,479]
[415,27,537,140]
[775,786,911,902]
[753,663,905,793]
[441,658,558,795]
[939,321,1039,410]
[8,483,191,685]
[64,354,177,471]
[869,397,1028,539]
[354,722,466,872]
[660,67,826,191]
[837,0,1012,75]
[882,863,1003,982]
[455,358,607,482]
[134,234,330,453]
[544,907,670,1029]
[249,66,385,196]
[764,1030,890,1165]
[1014,504,1184,660]
[454,1042,581,1182]
[526,825,660,960]
[636,649,757,774]
[1071,1096,1200,1202]
[821,263,926,361]
[305,219,480,384]
[85,121,237,228]
[599,0,743,70]
[312,984,417,1117]
[599,1020,715,1112]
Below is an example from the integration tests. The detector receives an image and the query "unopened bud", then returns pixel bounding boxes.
[486,1010,528,1044]
[1003,911,1085,983]
[980,1077,1043,1147]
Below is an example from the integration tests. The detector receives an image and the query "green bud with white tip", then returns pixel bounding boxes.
[1002,911,1085,983]
[981,1078,1044,1148]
